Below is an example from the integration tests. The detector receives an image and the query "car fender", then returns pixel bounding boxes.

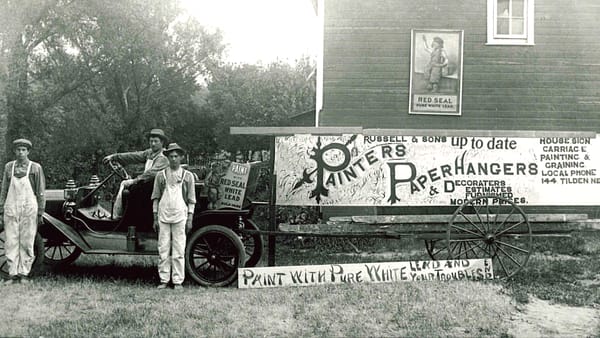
[191,209,251,232]
[41,213,91,252]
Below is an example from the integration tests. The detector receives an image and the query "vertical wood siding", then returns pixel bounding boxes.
[319,0,600,132]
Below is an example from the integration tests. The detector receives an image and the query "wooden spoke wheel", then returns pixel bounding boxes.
[241,220,263,267]
[447,195,532,279]
[0,230,45,279]
[44,239,82,267]
[185,225,246,287]
[425,239,450,260]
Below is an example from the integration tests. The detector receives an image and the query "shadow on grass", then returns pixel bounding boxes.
[39,254,159,285]
[503,231,600,307]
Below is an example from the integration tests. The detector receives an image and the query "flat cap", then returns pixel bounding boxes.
[12,138,32,149]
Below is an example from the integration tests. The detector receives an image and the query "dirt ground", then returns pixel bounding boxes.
[507,296,599,338]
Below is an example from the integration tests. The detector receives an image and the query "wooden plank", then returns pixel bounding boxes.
[362,129,597,138]
[568,219,600,231]
[279,222,448,234]
[351,214,589,224]
[279,221,584,235]
[230,126,363,136]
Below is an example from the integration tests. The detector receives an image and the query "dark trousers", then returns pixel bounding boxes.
[121,180,154,232]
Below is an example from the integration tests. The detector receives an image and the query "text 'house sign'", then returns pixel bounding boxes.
[274,134,600,206]
[238,259,493,289]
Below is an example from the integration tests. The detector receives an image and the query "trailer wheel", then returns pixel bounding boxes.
[0,230,45,279]
[185,225,246,287]
[44,239,82,267]
[425,239,449,260]
[447,194,532,279]
[241,220,263,267]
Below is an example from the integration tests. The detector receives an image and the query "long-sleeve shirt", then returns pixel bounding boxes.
[113,148,168,183]
[0,160,46,216]
[151,168,196,214]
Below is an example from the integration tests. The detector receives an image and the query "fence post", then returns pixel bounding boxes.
[268,136,277,266]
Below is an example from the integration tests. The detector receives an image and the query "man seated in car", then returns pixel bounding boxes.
[103,129,169,228]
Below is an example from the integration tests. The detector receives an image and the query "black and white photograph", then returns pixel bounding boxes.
[0,0,599,337]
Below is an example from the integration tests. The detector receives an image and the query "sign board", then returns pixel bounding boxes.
[205,161,251,210]
[238,259,493,288]
[409,29,464,115]
[275,134,600,206]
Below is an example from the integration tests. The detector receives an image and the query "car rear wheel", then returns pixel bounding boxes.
[44,239,82,267]
[0,230,45,279]
[185,225,245,287]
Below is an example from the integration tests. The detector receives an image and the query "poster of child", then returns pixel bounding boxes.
[409,29,464,115]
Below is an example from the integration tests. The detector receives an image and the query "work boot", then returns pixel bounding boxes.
[3,278,15,285]
[173,284,183,290]
[19,276,31,284]
[157,283,168,289]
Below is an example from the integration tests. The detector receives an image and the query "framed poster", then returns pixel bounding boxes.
[409,29,464,116]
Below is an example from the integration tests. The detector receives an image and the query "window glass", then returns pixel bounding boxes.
[487,0,534,45]
[513,0,525,18]
[498,0,510,17]
[497,18,510,35]
[512,18,524,35]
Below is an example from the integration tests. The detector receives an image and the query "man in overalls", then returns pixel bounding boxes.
[0,139,46,284]
[151,143,195,289]
[103,129,169,228]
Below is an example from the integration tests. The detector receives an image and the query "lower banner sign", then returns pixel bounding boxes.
[238,258,493,289]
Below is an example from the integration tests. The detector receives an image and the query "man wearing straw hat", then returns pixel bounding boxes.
[151,143,195,289]
[0,139,46,284]
[103,128,169,220]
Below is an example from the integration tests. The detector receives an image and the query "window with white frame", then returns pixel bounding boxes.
[487,0,534,45]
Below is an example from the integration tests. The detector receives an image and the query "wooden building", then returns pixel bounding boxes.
[314,0,600,132]
[308,0,600,217]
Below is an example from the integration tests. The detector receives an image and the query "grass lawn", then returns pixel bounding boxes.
[0,230,598,337]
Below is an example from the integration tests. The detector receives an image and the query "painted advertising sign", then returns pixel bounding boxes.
[205,161,251,210]
[238,259,493,288]
[409,29,464,115]
[274,134,600,206]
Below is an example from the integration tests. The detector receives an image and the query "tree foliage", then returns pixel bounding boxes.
[0,0,224,186]
[0,0,316,187]
[206,58,316,156]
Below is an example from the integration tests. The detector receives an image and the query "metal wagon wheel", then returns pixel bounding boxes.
[44,239,82,267]
[185,225,246,287]
[0,230,45,279]
[447,195,532,279]
[241,220,263,267]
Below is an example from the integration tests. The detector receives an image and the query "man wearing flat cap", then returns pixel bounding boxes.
[0,139,46,284]
[151,143,195,289]
[103,129,169,220]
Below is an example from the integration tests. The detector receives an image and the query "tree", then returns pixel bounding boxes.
[205,57,316,158]
[0,0,224,185]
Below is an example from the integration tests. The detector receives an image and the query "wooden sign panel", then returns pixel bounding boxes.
[238,259,493,289]
[205,161,251,210]
[274,134,600,206]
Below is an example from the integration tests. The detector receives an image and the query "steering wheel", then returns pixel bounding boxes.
[108,160,130,180]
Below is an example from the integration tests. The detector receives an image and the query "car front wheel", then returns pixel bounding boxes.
[185,225,246,287]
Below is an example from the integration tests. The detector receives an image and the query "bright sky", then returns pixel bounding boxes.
[179,0,319,64]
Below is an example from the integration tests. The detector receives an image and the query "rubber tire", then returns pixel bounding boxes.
[185,225,246,287]
[0,230,45,279]
[242,221,263,267]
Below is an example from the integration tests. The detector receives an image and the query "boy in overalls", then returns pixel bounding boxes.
[151,143,195,289]
[0,139,46,284]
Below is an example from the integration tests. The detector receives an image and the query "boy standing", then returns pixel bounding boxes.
[0,139,46,284]
[151,143,195,289]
